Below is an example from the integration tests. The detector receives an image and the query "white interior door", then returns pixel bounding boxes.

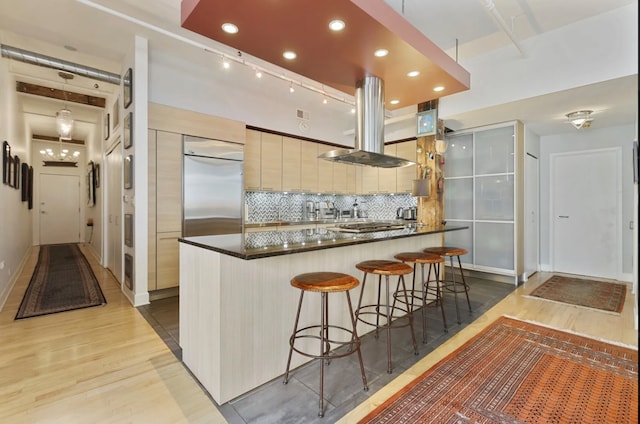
[106,143,122,283]
[39,174,80,245]
[551,148,621,279]
[524,154,539,278]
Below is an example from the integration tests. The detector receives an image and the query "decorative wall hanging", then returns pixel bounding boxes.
[124,253,133,290]
[27,166,33,209]
[124,112,133,149]
[7,155,15,188]
[21,162,29,201]
[124,155,133,189]
[104,113,110,140]
[2,141,10,185]
[13,155,20,189]
[124,213,133,247]
[87,161,96,207]
[112,97,120,129]
[416,110,437,136]
[95,163,100,188]
[123,67,133,109]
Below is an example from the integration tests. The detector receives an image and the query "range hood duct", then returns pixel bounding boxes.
[1,44,121,85]
[319,76,414,168]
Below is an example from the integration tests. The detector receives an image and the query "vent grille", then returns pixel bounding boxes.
[296,109,310,120]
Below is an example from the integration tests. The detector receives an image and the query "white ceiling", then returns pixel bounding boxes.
[0,0,637,140]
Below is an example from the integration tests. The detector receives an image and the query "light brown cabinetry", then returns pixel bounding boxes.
[300,141,319,192]
[260,133,283,191]
[282,136,301,192]
[156,231,181,289]
[378,144,397,193]
[244,129,261,190]
[317,145,334,193]
[396,140,418,193]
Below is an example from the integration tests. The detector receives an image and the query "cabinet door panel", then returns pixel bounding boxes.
[333,163,348,193]
[317,145,333,193]
[444,133,473,177]
[156,131,182,232]
[244,129,261,190]
[475,126,515,174]
[475,222,514,270]
[260,133,283,191]
[396,141,417,193]
[157,231,181,289]
[300,141,319,192]
[148,130,157,290]
[378,144,396,193]
[282,136,301,192]
[475,175,514,220]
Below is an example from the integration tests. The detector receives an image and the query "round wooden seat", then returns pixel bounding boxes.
[284,271,368,417]
[422,245,472,324]
[355,260,413,276]
[291,272,359,292]
[423,246,468,257]
[394,252,444,264]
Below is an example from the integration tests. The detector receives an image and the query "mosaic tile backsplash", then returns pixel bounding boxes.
[245,191,417,222]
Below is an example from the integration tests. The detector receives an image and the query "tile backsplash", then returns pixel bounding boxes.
[245,191,416,222]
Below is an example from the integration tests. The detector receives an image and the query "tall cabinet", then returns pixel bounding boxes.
[443,121,524,283]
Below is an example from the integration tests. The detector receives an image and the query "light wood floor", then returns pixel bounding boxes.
[0,245,226,424]
[338,271,639,423]
[1,246,636,423]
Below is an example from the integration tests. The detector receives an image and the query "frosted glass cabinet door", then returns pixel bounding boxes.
[444,222,473,264]
[444,178,473,220]
[474,126,514,175]
[444,133,473,177]
[475,222,514,270]
[475,175,514,220]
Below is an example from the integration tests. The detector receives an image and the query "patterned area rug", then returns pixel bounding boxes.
[15,244,106,319]
[358,316,638,423]
[527,275,626,313]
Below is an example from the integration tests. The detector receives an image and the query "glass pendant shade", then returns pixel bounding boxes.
[435,139,448,154]
[56,107,74,140]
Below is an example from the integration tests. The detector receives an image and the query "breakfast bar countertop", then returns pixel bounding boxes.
[179,225,468,260]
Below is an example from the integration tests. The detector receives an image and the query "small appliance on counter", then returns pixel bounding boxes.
[396,207,417,221]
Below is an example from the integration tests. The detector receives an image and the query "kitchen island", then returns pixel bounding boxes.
[179,224,466,404]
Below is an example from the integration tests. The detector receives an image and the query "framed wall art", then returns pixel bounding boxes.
[124,112,133,149]
[27,166,33,209]
[87,161,96,207]
[124,253,133,290]
[123,67,133,109]
[124,155,133,189]
[104,113,110,140]
[12,155,20,189]
[95,163,100,188]
[416,110,437,136]
[112,97,120,129]
[2,141,10,185]
[124,213,133,247]
[21,162,29,201]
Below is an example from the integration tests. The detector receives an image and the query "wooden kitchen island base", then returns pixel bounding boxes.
[179,229,461,404]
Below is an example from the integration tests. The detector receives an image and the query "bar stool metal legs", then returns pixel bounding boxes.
[283,272,368,418]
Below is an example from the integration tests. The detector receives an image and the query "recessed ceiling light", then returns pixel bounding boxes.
[221,23,238,34]
[329,20,345,31]
[433,86,445,92]
[283,51,297,60]
[407,71,420,77]
[389,99,400,105]
[374,49,389,57]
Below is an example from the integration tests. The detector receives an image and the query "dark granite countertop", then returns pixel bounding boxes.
[179,225,468,260]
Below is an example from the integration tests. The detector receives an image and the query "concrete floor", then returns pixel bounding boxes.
[138,276,515,423]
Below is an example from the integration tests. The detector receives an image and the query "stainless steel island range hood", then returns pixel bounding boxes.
[319,76,415,168]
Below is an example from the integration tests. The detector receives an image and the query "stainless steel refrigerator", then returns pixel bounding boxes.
[182,135,244,236]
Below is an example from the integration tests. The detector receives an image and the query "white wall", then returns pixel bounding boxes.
[539,124,636,278]
[0,59,33,309]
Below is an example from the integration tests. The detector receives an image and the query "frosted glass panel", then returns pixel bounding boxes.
[444,178,473,220]
[444,134,473,177]
[475,222,514,270]
[475,126,514,175]
[475,175,514,220]
[444,222,473,264]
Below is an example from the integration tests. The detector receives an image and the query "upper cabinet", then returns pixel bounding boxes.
[244,129,261,190]
[260,133,283,191]
[300,141,319,193]
[396,140,418,193]
[282,136,301,192]
[378,144,397,193]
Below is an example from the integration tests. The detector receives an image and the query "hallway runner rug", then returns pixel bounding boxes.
[358,316,638,424]
[15,243,106,319]
[526,275,626,313]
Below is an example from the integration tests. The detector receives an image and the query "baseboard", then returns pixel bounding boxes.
[539,263,552,272]
[618,272,633,283]
[149,287,179,301]
[0,246,33,312]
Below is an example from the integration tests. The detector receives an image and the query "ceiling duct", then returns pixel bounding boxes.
[319,76,414,168]
[1,44,121,85]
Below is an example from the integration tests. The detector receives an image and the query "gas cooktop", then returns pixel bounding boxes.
[327,222,406,233]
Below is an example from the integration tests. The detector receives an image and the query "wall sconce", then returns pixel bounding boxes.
[566,110,593,129]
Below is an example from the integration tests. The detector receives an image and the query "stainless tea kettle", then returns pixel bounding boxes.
[397,207,417,220]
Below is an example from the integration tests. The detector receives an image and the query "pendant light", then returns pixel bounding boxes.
[56,71,75,140]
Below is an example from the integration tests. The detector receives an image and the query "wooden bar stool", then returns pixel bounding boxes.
[354,260,418,374]
[393,252,447,343]
[423,246,472,324]
[283,272,368,418]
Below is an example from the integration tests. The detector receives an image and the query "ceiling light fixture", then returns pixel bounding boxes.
[389,99,400,105]
[328,19,345,31]
[407,71,420,77]
[56,71,74,140]
[566,110,593,129]
[374,49,389,57]
[221,23,239,34]
[433,86,445,92]
[255,68,262,78]
[289,82,295,93]
[283,51,297,60]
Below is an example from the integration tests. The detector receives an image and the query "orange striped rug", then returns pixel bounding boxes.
[358,316,638,423]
